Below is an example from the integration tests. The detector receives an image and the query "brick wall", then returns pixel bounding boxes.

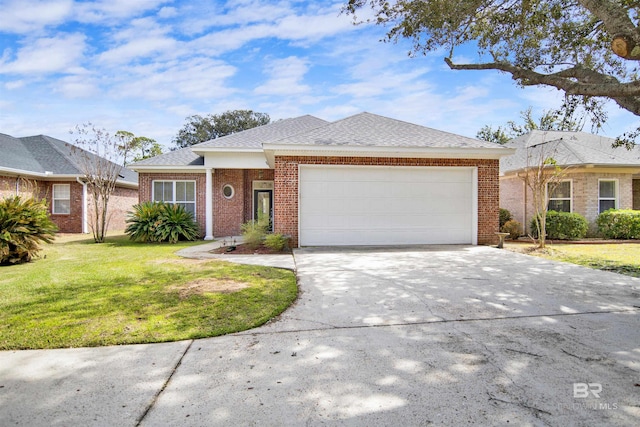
[213,169,244,236]
[86,186,138,232]
[138,170,273,238]
[499,176,526,235]
[1,175,138,234]
[45,180,84,233]
[501,171,637,234]
[138,172,207,236]
[274,156,500,247]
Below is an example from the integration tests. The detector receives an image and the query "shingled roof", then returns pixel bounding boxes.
[270,112,502,149]
[500,130,640,173]
[0,133,138,185]
[193,115,329,149]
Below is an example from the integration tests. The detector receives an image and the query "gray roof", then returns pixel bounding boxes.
[270,112,504,149]
[500,130,640,173]
[132,112,510,168]
[0,133,138,184]
[194,115,329,149]
[131,115,328,167]
[130,147,204,167]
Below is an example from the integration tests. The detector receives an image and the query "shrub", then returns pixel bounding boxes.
[0,196,57,265]
[240,219,269,249]
[501,219,522,240]
[597,209,640,239]
[264,233,288,251]
[499,208,512,229]
[126,202,199,243]
[530,210,588,240]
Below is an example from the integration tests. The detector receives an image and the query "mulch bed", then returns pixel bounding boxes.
[210,244,292,255]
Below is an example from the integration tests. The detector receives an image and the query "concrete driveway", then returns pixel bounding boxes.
[1,246,639,426]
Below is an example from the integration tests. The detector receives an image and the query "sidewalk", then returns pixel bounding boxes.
[175,237,296,270]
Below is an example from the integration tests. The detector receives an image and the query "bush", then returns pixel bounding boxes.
[264,233,288,251]
[126,202,199,243]
[501,219,522,240]
[596,209,640,239]
[530,210,588,240]
[240,219,269,249]
[0,196,57,265]
[499,208,512,229]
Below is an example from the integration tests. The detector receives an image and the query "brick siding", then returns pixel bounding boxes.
[273,156,500,247]
[500,171,637,234]
[2,175,138,233]
[138,170,273,238]
[87,186,138,232]
[138,172,207,236]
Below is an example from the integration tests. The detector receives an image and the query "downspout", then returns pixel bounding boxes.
[15,176,20,195]
[76,177,89,234]
[523,177,527,235]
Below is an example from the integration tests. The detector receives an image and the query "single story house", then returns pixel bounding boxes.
[500,130,640,233]
[130,112,513,247]
[0,133,138,233]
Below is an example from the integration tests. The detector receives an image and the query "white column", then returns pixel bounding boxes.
[204,168,214,240]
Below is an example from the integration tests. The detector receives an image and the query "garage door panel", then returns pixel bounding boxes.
[299,166,475,246]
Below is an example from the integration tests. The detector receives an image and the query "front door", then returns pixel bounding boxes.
[253,189,273,231]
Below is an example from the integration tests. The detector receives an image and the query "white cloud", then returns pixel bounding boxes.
[0,33,86,74]
[111,58,238,101]
[0,0,73,33]
[74,0,170,24]
[54,74,99,98]
[254,56,310,96]
[178,0,292,35]
[5,79,25,90]
[157,6,178,19]
[99,36,179,65]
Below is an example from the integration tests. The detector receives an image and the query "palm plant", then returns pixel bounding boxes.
[126,202,199,243]
[0,196,57,265]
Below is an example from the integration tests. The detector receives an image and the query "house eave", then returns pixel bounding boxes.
[1,167,138,188]
[127,165,207,173]
[192,147,262,155]
[263,145,514,167]
[0,166,79,178]
[501,163,640,177]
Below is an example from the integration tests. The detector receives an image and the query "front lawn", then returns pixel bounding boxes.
[506,242,640,278]
[0,234,297,350]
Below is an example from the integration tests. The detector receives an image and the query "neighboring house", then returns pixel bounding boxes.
[0,133,138,233]
[500,130,640,234]
[130,112,513,247]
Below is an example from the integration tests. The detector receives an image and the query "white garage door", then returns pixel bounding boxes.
[299,165,477,246]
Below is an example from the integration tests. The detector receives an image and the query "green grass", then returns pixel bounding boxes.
[0,234,297,350]
[508,242,640,278]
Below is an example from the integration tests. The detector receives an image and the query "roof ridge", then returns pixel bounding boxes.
[192,114,326,148]
[39,135,84,174]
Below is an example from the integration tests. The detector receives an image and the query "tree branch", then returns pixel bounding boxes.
[444,57,640,114]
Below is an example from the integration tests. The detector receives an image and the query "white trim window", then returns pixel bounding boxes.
[548,180,572,212]
[598,179,618,213]
[153,181,196,216]
[52,184,71,214]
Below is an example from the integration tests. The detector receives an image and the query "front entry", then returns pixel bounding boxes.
[253,181,274,232]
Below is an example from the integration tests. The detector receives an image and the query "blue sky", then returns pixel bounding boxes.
[1,0,637,150]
